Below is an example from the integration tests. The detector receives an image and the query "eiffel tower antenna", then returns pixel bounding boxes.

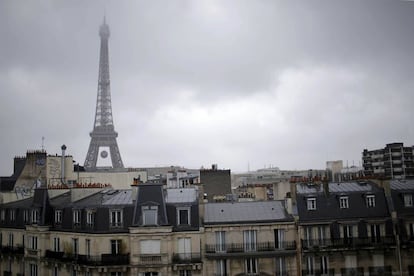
[84,17,124,171]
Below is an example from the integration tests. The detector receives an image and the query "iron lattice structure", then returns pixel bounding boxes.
[84,18,124,170]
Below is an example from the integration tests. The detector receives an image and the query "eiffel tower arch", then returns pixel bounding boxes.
[84,18,124,170]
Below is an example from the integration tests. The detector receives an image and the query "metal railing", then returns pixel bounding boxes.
[172,252,202,263]
[205,241,296,254]
[44,250,129,265]
[301,236,395,250]
[301,269,335,276]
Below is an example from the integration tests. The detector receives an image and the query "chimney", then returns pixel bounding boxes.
[61,145,67,185]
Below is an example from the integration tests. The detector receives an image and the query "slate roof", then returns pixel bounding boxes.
[391,179,414,191]
[296,181,390,222]
[204,200,292,225]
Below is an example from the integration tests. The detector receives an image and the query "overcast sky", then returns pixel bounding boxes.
[1,1,413,175]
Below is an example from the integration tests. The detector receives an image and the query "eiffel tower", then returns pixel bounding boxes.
[84,18,124,170]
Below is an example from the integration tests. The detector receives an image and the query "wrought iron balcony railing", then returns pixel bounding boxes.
[206,241,296,253]
[44,250,129,265]
[302,236,395,250]
[301,269,335,276]
[172,253,202,264]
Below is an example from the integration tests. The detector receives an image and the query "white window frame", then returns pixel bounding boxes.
[1,210,6,221]
[245,258,258,275]
[55,210,62,224]
[8,233,14,246]
[366,195,376,207]
[53,237,60,252]
[9,209,16,222]
[215,231,226,252]
[110,209,123,227]
[31,209,39,224]
[29,236,38,250]
[30,263,38,276]
[307,198,316,210]
[339,196,349,209]
[320,255,329,274]
[86,210,95,227]
[111,239,122,254]
[177,207,191,225]
[404,194,413,207]
[23,210,29,223]
[243,230,257,252]
[216,259,227,276]
[142,206,158,226]
[73,210,81,226]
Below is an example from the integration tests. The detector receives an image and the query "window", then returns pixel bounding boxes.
[339,196,349,209]
[8,233,14,246]
[72,238,79,255]
[110,272,123,276]
[245,258,258,275]
[142,206,157,226]
[73,210,81,226]
[215,231,226,252]
[1,210,5,221]
[370,224,382,243]
[86,239,91,257]
[23,210,29,223]
[178,238,191,260]
[244,230,257,252]
[29,236,38,250]
[53,237,60,252]
[343,225,354,244]
[408,222,414,239]
[141,273,158,276]
[111,239,122,254]
[320,255,329,275]
[307,198,316,210]
[404,194,413,207]
[110,210,123,227]
[216,259,227,276]
[86,210,95,227]
[52,266,59,276]
[31,209,39,224]
[366,195,376,207]
[274,229,285,249]
[9,209,16,222]
[275,257,286,276]
[318,226,327,246]
[179,270,192,276]
[30,263,38,276]
[55,210,62,224]
[177,207,190,225]
[306,256,314,275]
[140,240,161,254]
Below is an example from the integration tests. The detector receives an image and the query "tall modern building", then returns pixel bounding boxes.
[362,142,414,179]
[84,18,124,171]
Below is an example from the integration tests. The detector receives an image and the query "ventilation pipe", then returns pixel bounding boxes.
[61,144,66,184]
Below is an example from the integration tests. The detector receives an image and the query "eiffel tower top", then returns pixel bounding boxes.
[93,17,114,130]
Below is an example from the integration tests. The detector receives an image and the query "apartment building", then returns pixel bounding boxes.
[203,200,297,275]
[0,183,203,276]
[362,142,414,180]
[296,181,397,276]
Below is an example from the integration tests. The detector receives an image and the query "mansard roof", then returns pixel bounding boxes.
[390,179,414,217]
[296,181,390,222]
[204,200,292,225]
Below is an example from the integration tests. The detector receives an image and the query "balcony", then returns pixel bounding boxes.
[44,250,129,266]
[369,266,392,276]
[340,267,364,276]
[302,237,395,251]
[0,245,24,255]
[301,269,335,276]
[205,241,296,259]
[172,252,202,264]
[136,254,168,266]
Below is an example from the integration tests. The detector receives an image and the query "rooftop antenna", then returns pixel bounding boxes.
[41,136,45,151]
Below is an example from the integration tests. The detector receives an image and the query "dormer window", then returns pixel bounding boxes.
[339,196,349,209]
[366,195,375,207]
[9,209,16,222]
[0,210,5,222]
[31,209,39,224]
[307,198,316,210]
[86,210,95,227]
[55,210,62,224]
[177,207,191,225]
[110,209,123,228]
[404,194,413,207]
[23,210,29,224]
[142,206,158,226]
[73,210,81,226]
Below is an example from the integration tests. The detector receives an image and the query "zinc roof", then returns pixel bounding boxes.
[297,181,373,194]
[390,180,414,191]
[204,200,290,224]
[165,188,197,203]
